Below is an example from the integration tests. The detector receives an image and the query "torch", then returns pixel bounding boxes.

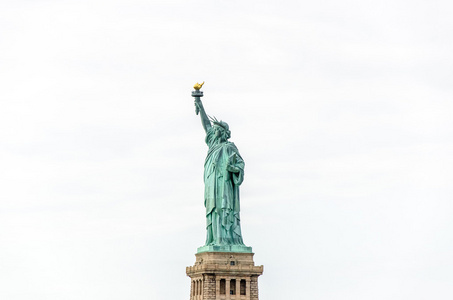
[192,81,204,115]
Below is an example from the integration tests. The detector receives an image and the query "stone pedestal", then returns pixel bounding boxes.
[186,252,263,300]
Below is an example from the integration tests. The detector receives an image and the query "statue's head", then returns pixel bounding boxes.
[210,116,231,141]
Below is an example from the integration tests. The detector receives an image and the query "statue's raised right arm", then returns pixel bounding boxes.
[194,98,211,133]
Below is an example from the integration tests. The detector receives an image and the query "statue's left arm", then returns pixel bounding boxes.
[227,151,245,186]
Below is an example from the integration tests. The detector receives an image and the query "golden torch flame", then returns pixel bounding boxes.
[193,81,205,90]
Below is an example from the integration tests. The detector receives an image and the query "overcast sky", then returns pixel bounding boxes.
[1,0,452,299]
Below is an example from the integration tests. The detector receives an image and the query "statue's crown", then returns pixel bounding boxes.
[209,116,229,131]
[209,116,231,139]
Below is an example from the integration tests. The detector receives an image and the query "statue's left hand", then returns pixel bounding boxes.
[227,153,240,173]
[227,163,240,173]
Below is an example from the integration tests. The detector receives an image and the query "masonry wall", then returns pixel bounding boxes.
[203,275,216,300]
[250,276,259,300]
[187,252,263,300]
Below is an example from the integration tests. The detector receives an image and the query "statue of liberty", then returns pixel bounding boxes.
[192,83,251,253]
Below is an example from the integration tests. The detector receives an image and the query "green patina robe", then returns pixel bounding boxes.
[204,127,245,246]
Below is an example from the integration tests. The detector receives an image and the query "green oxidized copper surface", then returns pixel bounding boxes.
[192,85,252,254]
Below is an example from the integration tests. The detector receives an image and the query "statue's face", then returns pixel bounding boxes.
[214,126,226,141]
